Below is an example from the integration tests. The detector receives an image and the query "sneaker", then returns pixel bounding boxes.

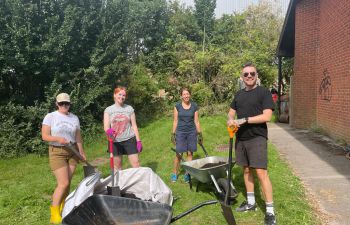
[183,173,190,183]
[236,201,257,212]
[171,173,177,182]
[264,213,276,225]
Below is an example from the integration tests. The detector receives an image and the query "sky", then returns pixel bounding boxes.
[178,0,291,18]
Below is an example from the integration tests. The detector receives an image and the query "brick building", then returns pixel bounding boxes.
[277,0,350,143]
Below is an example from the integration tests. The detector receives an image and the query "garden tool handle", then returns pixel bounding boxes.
[171,148,185,162]
[107,136,115,187]
[227,125,238,138]
[65,143,93,167]
[225,125,237,206]
[199,143,209,157]
[224,136,234,206]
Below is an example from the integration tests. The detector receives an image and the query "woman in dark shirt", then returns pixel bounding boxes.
[171,88,202,182]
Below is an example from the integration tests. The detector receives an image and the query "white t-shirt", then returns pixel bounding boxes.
[104,104,135,142]
[42,111,81,146]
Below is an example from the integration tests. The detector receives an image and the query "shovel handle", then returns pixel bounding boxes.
[108,138,115,168]
[225,125,238,204]
[107,138,115,187]
[227,125,238,138]
[224,137,234,205]
[65,144,93,168]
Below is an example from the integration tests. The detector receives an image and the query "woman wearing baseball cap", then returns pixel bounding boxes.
[41,93,86,224]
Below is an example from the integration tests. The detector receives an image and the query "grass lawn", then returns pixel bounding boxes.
[0,115,320,225]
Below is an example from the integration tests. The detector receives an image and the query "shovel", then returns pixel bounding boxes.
[218,125,239,225]
[198,130,237,225]
[65,143,96,177]
[107,133,121,196]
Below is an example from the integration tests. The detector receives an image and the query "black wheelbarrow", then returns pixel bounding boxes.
[62,194,232,225]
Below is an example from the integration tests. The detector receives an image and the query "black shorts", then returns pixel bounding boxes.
[235,136,268,169]
[108,137,138,156]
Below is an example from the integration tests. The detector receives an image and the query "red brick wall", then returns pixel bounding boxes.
[316,0,350,142]
[291,0,319,129]
[292,0,350,143]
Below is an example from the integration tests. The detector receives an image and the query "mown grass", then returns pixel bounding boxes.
[0,115,320,225]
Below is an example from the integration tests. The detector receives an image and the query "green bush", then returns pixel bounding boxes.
[125,63,167,125]
[198,102,230,116]
[0,69,110,158]
[190,81,213,105]
[0,103,48,158]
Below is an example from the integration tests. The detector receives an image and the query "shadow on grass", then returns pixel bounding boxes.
[230,166,265,212]
[142,161,159,171]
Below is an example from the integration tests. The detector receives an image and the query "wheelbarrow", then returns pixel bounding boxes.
[180,144,238,201]
[62,194,235,225]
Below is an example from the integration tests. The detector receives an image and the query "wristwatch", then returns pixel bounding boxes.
[245,117,249,124]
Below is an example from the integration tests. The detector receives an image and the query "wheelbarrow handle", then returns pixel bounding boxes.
[170,200,218,223]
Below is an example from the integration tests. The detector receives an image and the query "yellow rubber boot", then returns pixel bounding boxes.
[59,199,65,214]
[50,205,62,224]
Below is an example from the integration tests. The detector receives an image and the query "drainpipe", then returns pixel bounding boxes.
[278,56,282,116]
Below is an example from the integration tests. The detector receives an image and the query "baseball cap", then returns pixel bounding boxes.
[56,93,71,103]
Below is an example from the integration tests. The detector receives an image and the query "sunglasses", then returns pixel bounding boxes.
[243,72,256,77]
[57,102,71,106]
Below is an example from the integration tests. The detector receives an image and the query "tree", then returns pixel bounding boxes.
[212,1,283,89]
[167,0,201,42]
[194,0,216,43]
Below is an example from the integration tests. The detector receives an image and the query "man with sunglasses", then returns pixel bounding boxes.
[227,63,276,225]
[238,74,261,90]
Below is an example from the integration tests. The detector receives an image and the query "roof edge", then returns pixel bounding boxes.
[276,0,297,57]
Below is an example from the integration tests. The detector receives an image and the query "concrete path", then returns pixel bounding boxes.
[268,123,350,225]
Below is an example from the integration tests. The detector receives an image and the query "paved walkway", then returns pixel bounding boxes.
[268,123,350,225]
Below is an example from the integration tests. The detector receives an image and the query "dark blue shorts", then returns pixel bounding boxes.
[108,137,138,156]
[176,131,197,153]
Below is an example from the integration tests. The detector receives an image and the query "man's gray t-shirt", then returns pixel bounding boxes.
[175,102,198,133]
[104,104,135,142]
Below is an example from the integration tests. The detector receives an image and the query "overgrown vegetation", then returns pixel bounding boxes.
[0,0,286,158]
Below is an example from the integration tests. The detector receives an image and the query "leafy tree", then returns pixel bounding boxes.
[212,1,283,90]
[167,0,201,42]
[194,0,216,39]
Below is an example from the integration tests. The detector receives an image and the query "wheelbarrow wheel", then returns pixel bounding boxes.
[217,178,238,203]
